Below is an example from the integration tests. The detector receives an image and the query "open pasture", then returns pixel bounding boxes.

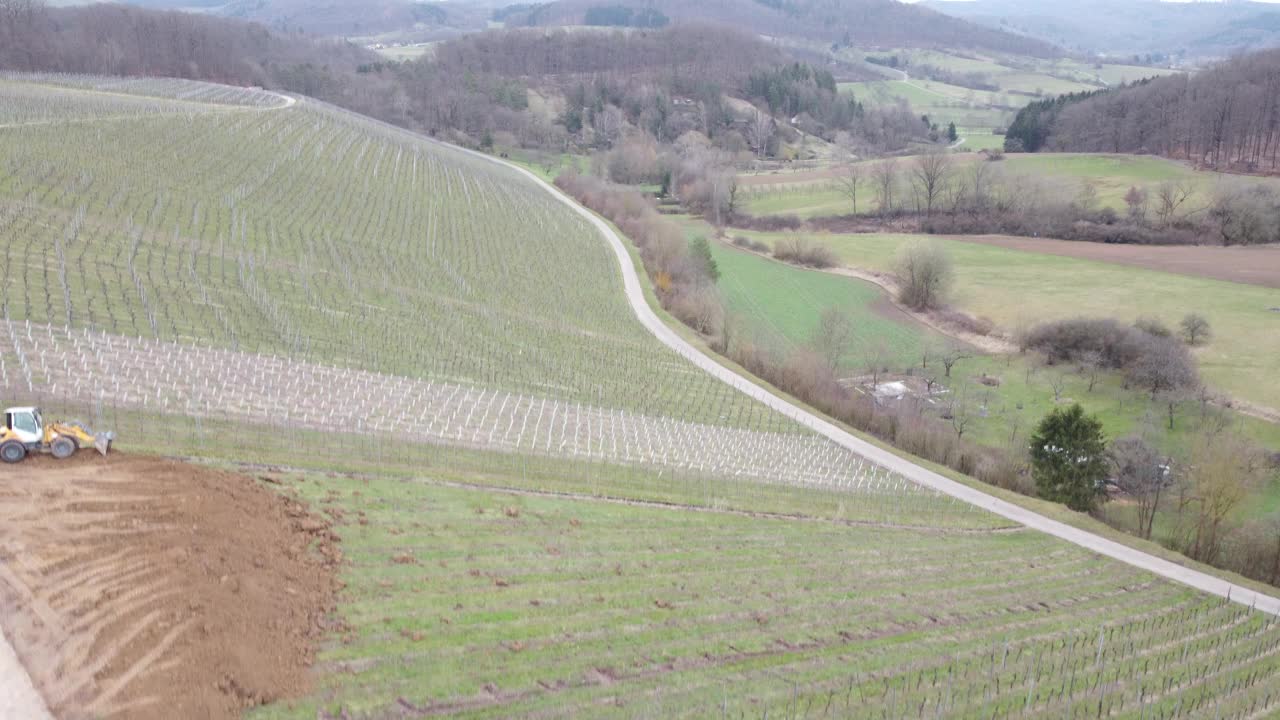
[730,230,1280,412]
[253,470,1280,719]
[841,78,1014,134]
[708,241,947,372]
[738,153,1280,217]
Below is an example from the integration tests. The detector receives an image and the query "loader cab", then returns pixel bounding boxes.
[4,407,43,445]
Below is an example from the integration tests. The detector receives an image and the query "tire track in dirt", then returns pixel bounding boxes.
[0,453,341,720]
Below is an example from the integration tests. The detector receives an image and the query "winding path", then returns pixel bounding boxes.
[451,127,1280,618]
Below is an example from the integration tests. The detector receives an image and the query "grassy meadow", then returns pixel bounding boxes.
[739,153,1280,218]
[724,230,1280,413]
[708,240,948,370]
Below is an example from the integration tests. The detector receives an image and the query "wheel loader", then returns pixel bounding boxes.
[0,406,114,464]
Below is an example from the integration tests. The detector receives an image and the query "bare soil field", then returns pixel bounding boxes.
[951,235,1280,288]
[0,453,340,720]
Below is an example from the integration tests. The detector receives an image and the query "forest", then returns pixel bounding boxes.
[0,2,933,157]
[1008,49,1280,173]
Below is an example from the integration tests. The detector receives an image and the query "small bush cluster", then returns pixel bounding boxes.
[772,237,838,268]
[1020,316,1200,398]
[731,236,771,253]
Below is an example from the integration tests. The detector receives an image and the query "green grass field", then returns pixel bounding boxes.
[688,226,1280,523]
[841,79,1014,134]
[739,153,1280,217]
[708,241,946,372]
[840,49,1181,149]
[250,460,1280,719]
[725,231,1280,413]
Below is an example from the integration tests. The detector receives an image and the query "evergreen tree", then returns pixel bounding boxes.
[689,236,720,283]
[1029,404,1108,512]
[947,122,958,143]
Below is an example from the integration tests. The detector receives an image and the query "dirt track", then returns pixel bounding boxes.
[0,453,340,720]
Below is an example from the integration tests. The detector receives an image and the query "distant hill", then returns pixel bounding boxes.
[921,0,1280,60]
[1006,48,1280,176]
[498,0,1062,57]
[55,0,497,39]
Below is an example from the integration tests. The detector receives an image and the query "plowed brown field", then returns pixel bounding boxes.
[0,453,340,720]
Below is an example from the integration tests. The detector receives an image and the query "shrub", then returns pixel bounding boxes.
[1021,317,1144,369]
[1180,313,1212,345]
[731,236,770,253]
[773,237,838,268]
[935,308,993,336]
[893,240,953,311]
[1134,316,1172,338]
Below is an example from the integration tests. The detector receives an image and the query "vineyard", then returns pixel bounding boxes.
[262,474,1280,720]
[0,75,965,511]
[3,74,1280,719]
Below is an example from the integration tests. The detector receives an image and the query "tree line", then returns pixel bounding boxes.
[735,152,1280,247]
[499,0,1061,58]
[0,2,930,159]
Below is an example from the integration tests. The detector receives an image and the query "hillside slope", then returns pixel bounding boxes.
[1007,48,1280,175]
[4,73,1280,718]
[502,0,1061,57]
[923,0,1280,59]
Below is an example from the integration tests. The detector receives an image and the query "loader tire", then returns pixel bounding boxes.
[0,440,26,464]
[51,436,77,460]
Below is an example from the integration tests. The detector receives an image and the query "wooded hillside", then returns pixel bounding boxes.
[1010,49,1280,173]
[501,0,1060,57]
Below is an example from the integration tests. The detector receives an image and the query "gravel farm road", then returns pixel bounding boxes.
[469,139,1280,619]
[0,626,51,719]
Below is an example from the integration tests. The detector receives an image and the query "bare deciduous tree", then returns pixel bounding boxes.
[1154,180,1194,225]
[871,157,898,216]
[862,340,892,389]
[1179,313,1212,346]
[939,342,971,379]
[810,305,855,371]
[1109,434,1171,540]
[967,160,995,212]
[1123,185,1147,222]
[1127,334,1199,402]
[748,110,773,160]
[1075,179,1100,214]
[1178,431,1268,564]
[945,381,972,439]
[1046,369,1067,402]
[1080,350,1103,393]
[834,164,861,215]
[909,151,952,216]
[893,240,953,311]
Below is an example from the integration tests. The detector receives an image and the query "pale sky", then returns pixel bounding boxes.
[908,0,1280,3]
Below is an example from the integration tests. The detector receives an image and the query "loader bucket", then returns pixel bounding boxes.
[94,432,114,457]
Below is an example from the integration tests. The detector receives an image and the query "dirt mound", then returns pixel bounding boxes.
[0,453,341,720]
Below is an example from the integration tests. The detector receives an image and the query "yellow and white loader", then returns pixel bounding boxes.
[0,407,114,464]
